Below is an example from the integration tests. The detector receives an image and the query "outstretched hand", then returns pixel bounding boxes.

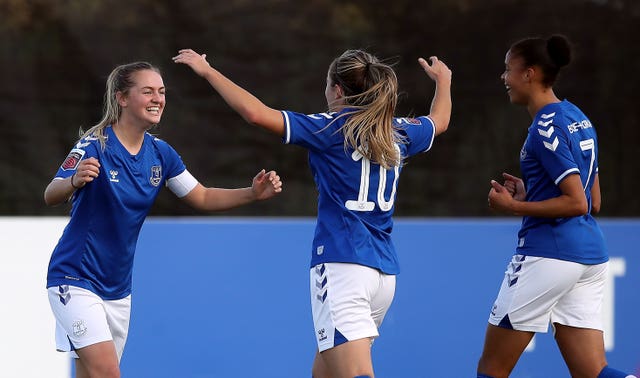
[418,56,452,84]
[251,169,283,200]
[172,49,212,77]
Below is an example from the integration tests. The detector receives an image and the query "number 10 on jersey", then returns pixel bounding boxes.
[345,147,400,212]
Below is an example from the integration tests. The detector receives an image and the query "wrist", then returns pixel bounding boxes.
[70,173,81,189]
[509,199,521,216]
[202,67,217,80]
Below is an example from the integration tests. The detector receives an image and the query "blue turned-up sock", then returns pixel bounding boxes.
[598,365,637,378]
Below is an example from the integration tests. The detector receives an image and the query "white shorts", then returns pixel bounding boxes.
[47,285,131,360]
[488,255,607,333]
[310,263,396,352]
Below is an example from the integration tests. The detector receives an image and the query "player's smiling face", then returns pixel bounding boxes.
[119,69,166,127]
[501,51,530,106]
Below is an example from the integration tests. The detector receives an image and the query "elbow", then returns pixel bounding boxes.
[241,107,263,126]
[43,185,63,207]
[432,116,451,135]
[573,198,589,216]
[591,202,601,215]
[43,193,57,207]
[43,187,54,207]
[439,118,451,134]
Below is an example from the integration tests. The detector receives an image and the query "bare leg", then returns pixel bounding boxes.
[554,323,607,378]
[312,350,330,378]
[312,338,374,378]
[477,324,534,378]
[74,341,120,378]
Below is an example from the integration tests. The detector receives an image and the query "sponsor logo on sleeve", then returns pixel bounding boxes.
[61,148,85,171]
[396,117,422,126]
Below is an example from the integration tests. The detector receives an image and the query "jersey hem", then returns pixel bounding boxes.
[309,258,399,275]
[47,278,131,300]
[512,251,609,265]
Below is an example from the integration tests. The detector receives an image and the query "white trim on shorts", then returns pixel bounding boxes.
[47,285,131,360]
[310,262,396,352]
[488,255,608,333]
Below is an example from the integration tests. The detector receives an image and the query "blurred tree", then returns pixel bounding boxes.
[0,0,637,216]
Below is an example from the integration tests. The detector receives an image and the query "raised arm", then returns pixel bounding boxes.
[418,56,452,136]
[173,49,285,136]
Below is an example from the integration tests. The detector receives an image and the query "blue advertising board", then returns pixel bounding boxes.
[120,218,639,377]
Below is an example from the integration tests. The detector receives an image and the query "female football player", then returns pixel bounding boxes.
[45,61,282,378]
[477,35,636,378]
[174,47,451,378]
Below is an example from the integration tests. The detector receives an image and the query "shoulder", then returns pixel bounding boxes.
[285,110,340,123]
[540,101,593,136]
[394,116,433,128]
[148,133,172,148]
[394,116,435,140]
[147,133,181,157]
[284,110,344,137]
[75,134,101,155]
[527,107,566,152]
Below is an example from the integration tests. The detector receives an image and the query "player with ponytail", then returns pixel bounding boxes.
[174,48,452,378]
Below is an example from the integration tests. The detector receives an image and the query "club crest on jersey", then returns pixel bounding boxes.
[520,146,527,160]
[520,138,528,160]
[149,166,162,186]
[61,148,85,171]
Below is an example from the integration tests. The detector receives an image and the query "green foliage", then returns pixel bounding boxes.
[1,0,638,216]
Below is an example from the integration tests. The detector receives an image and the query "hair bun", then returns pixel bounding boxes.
[547,35,571,67]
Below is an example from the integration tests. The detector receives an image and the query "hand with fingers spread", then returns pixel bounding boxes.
[172,49,213,78]
[417,55,452,136]
[418,56,452,85]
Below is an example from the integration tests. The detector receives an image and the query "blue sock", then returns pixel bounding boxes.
[477,375,494,378]
[598,365,636,378]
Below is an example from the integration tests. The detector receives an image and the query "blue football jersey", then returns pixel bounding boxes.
[282,109,436,274]
[516,100,607,264]
[47,126,186,299]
